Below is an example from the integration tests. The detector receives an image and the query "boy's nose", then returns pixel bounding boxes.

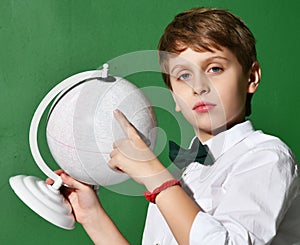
[191,73,210,95]
[193,87,208,95]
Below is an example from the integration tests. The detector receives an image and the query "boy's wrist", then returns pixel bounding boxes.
[81,202,130,245]
[144,179,181,203]
[80,204,104,228]
[142,168,175,192]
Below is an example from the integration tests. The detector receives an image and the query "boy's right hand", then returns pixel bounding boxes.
[47,171,129,244]
[46,170,102,226]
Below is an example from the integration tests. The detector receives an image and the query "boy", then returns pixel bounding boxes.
[48,7,300,245]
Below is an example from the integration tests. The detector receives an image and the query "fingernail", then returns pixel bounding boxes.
[113,109,120,115]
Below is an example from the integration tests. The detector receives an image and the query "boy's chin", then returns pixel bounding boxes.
[195,118,245,137]
[193,121,229,138]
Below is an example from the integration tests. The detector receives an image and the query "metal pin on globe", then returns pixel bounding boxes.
[9,64,157,229]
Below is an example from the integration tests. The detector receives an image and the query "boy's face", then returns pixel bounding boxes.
[168,47,259,141]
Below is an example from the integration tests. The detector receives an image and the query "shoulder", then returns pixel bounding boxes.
[233,129,298,177]
[243,129,295,161]
[245,129,293,154]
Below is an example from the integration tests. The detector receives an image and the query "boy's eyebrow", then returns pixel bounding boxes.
[204,55,230,63]
[170,64,189,74]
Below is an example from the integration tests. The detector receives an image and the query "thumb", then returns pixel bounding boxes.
[61,173,89,190]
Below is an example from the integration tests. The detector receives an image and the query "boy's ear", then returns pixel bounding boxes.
[171,92,181,112]
[247,61,261,93]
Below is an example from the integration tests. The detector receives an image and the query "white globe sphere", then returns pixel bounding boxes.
[46,75,157,186]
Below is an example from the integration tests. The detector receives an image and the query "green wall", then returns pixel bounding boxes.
[1,0,299,244]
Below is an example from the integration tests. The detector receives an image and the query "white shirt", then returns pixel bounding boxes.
[142,121,300,245]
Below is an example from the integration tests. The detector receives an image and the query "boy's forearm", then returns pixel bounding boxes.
[155,185,201,245]
[82,205,130,245]
[141,167,201,245]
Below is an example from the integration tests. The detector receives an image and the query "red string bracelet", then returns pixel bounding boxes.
[143,179,181,204]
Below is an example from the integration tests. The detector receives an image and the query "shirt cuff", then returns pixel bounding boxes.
[190,211,228,245]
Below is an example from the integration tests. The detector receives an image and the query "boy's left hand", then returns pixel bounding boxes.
[109,109,172,191]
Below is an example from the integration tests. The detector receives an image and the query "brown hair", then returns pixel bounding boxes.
[158,7,258,116]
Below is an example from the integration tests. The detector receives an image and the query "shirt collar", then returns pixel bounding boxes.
[192,120,255,161]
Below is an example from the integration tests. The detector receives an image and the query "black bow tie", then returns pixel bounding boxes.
[169,138,214,169]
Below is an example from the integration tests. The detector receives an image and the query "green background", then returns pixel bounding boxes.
[1,0,299,244]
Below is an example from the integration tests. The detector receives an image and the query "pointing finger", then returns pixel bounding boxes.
[113,109,137,138]
[113,109,151,146]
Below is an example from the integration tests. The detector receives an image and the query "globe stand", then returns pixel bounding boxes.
[9,66,110,229]
[9,175,75,229]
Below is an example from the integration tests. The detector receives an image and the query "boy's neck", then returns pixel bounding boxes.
[195,118,246,142]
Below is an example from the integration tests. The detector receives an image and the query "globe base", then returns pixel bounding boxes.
[9,175,75,230]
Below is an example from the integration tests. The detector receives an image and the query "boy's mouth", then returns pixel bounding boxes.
[193,101,216,113]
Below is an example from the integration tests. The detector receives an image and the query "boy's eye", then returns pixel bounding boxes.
[208,67,223,73]
[178,73,192,81]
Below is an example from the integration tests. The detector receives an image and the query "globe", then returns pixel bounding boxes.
[9,67,157,229]
[46,74,157,186]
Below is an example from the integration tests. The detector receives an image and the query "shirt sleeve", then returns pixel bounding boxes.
[189,147,298,245]
[190,212,229,244]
